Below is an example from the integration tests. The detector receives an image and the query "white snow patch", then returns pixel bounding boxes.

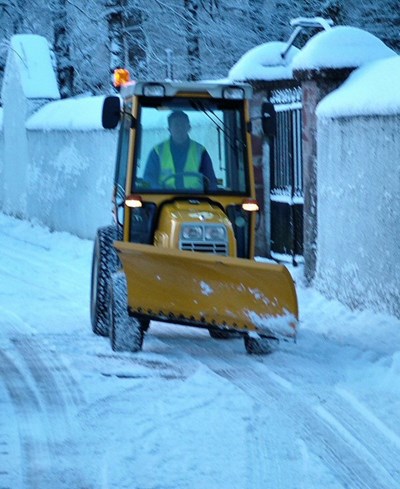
[228,42,300,81]
[26,95,106,130]
[317,55,400,118]
[200,280,213,296]
[10,34,60,99]
[245,310,297,338]
[292,26,396,71]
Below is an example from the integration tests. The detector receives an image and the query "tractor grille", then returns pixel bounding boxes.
[180,241,228,255]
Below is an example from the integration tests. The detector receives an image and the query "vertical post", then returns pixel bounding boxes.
[165,48,173,81]
[294,71,354,284]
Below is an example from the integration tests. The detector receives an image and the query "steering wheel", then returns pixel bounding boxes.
[161,171,211,190]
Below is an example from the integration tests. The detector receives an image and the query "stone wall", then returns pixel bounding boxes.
[316,114,400,317]
[25,129,117,238]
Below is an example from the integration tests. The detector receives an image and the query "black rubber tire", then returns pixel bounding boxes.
[109,272,144,352]
[244,334,278,355]
[140,319,151,332]
[90,225,119,336]
[208,329,233,339]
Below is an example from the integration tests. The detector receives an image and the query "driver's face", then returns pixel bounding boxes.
[168,117,190,144]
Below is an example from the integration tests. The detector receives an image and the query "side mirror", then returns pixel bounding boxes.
[102,95,121,129]
[261,102,276,137]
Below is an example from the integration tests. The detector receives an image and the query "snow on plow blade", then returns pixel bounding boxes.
[114,242,299,338]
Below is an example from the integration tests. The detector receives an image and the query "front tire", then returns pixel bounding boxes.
[244,334,278,355]
[208,329,233,339]
[90,225,119,336]
[109,272,144,352]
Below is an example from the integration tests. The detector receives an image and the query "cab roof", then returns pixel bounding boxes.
[120,80,253,100]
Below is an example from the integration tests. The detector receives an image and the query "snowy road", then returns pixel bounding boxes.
[1,213,400,489]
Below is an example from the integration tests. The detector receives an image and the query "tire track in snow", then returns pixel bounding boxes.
[12,337,87,416]
[0,375,23,489]
[317,387,400,482]
[0,338,92,488]
[218,366,396,489]
[167,336,396,489]
[0,350,53,489]
[145,333,290,489]
[252,357,400,487]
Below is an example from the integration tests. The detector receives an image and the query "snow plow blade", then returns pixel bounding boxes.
[114,242,298,338]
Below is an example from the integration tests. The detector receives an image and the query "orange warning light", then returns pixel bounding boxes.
[113,69,130,88]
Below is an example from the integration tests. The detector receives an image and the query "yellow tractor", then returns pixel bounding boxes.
[90,75,298,354]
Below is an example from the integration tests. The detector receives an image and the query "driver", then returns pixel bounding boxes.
[143,110,217,190]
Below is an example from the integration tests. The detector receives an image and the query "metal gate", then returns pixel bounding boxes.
[269,87,303,263]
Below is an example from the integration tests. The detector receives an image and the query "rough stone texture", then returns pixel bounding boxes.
[316,114,400,318]
[249,89,270,257]
[295,70,352,284]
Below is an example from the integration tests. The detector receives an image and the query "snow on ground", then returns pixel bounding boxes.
[0,212,400,489]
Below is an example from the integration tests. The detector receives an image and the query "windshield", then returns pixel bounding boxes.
[132,97,249,194]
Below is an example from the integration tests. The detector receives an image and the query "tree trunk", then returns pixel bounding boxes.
[106,0,128,72]
[53,0,74,97]
[125,6,148,78]
[184,0,201,81]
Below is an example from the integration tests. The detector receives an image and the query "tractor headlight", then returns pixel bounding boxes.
[204,225,226,241]
[181,225,203,240]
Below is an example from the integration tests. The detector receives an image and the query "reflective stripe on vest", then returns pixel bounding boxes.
[155,140,204,188]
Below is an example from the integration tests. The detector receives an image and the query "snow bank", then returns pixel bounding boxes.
[317,56,400,118]
[27,96,106,131]
[228,42,300,81]
[9,35,60,99]
[0,34,116,238]
[292,26,396,71]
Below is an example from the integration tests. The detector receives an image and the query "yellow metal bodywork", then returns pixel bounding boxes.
[154,200,237,254]
[114,87,298,340]
[115,241,298,338]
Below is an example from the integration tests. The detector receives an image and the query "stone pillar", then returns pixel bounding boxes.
[249,89,270,257]
[0,35,59,216]
[294,68,353,284]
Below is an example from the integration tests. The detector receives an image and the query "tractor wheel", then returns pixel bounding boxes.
[208,329,233,339]
[109,272,144,352]
[140,319,151,332]
[244,334,278,355]
[90,225,119,336]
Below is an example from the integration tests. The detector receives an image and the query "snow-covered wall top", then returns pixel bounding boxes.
[228,42,300,82]
[292,26,396,71]
[317,56,400,118]
[9,35,60,100]
[27,96,106,131]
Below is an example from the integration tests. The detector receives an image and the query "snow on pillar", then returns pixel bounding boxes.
[0,35,60,216]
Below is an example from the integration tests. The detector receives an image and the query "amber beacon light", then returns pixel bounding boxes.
[113,68,131,88]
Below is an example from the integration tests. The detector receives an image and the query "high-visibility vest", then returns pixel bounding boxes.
[155,140,204,188]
